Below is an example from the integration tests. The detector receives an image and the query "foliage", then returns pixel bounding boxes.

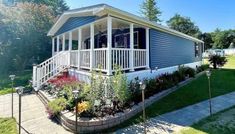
[113,69,235,131]
[211,28,235,49]
[198,33,213,50]
[0,118,17,134]
[46,97,67,118]
[0,3,56,74]
[140,0,162,22]
[184,67,196,77]
[167,14,201,37]
[196,64,209,73]
[0,88,15,95]
[129,77,142,102]
[76,101,91,114]
[0,70,32,89]
[112,66,130,104]
[18,0,69,15]
[209,55,227,69]
[48,73,78,88]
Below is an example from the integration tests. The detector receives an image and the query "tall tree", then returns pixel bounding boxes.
[18,0,69,15]
[167,14,201,37]
[0,3,56,74]
[198,33,213,50]
[211,29,235,49]
[140,0,162,22]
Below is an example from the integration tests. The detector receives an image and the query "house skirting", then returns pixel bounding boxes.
[68,61,202,83]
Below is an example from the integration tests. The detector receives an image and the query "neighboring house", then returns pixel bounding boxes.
[32,4,204,90]
[203,49,225,58]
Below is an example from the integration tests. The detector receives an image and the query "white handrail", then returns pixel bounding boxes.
[33,51,69,90]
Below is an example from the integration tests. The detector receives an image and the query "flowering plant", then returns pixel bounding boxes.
[75,101,91,114]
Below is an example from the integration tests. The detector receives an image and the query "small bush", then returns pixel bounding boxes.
[209,55,227,69]
[184,67,196,77]
[196,64,209,73]
[46,98,67,118]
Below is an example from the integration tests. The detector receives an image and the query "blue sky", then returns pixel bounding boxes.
[66,0,235,32]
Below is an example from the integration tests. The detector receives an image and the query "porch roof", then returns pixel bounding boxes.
[48,4,203,43]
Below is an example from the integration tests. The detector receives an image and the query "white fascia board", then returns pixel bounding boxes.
[47,6,105,36]
[104,5,203,43]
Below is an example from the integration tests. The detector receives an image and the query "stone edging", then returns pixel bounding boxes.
[37,71,205,133]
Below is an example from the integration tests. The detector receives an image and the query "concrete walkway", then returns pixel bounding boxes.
[116,91,235,134]
[0,93,72,134]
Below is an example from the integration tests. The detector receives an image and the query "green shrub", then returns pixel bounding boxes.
[184,67,196,77]
[46,98,67,118]
[112,66,130,104]
[196,64,209,73]
[209,55,227,69]
[0,88,15,95]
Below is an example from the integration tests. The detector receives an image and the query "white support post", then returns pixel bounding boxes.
[56,36,59,53]
[69,32,72,51]
[33,65,37,87]
[130,23,134,71]
[90,23,94,71]
[52,37,55,56]
[78,29,82,70]
[107,17,112,75]
[69,31,72,65]
[146,27,150,69]
[62,34,65,51]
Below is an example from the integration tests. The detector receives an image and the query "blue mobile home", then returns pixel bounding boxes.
[32,4,204,89]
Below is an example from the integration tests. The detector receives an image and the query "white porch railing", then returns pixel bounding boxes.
[94,48,107,71]
[33,48,147,90]
[111,48,130,70]
[80,49,90,69]
[70,50,79,67]
[134,49,147,68]
[33,51,69,90]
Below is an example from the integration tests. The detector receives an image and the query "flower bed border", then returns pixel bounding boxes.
[37,71,205,133]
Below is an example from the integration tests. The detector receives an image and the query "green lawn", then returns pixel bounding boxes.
[223,55,235,69]
[179,106,235,134]
[0,118,17,134]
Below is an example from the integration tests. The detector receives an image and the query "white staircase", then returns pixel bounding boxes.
[32,51,70,91]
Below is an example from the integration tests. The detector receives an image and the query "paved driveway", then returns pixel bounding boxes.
[0,93,72,134]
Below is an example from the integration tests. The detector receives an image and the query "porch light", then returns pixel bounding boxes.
[72,89,79,133]
[16,86,24,134]
[206,70,212,116]
[9,75,15,118]
[206,70,211,78]
[139,81,146,134]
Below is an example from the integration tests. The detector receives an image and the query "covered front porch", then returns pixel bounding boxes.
[52,16,150,75]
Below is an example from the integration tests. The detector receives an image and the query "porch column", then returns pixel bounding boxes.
[146,27,150,69]
[52,37,55,56]
[107,16,112,75]
[78,28,82,70]
[90,23,94,71]
[62,34,65,51]
[68,31,72,65]
[56,36,59,53]
[129,23,134,71]
[69,32,72,51]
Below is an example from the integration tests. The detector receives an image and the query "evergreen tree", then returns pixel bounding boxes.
[140,0,162,22]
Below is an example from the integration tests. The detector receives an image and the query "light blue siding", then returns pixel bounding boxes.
[55,16,97,36]
[149,29,197,69]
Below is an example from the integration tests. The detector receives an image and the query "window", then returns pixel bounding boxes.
[195,43,199,57]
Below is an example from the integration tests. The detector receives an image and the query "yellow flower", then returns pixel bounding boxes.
[76,101,90,114]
